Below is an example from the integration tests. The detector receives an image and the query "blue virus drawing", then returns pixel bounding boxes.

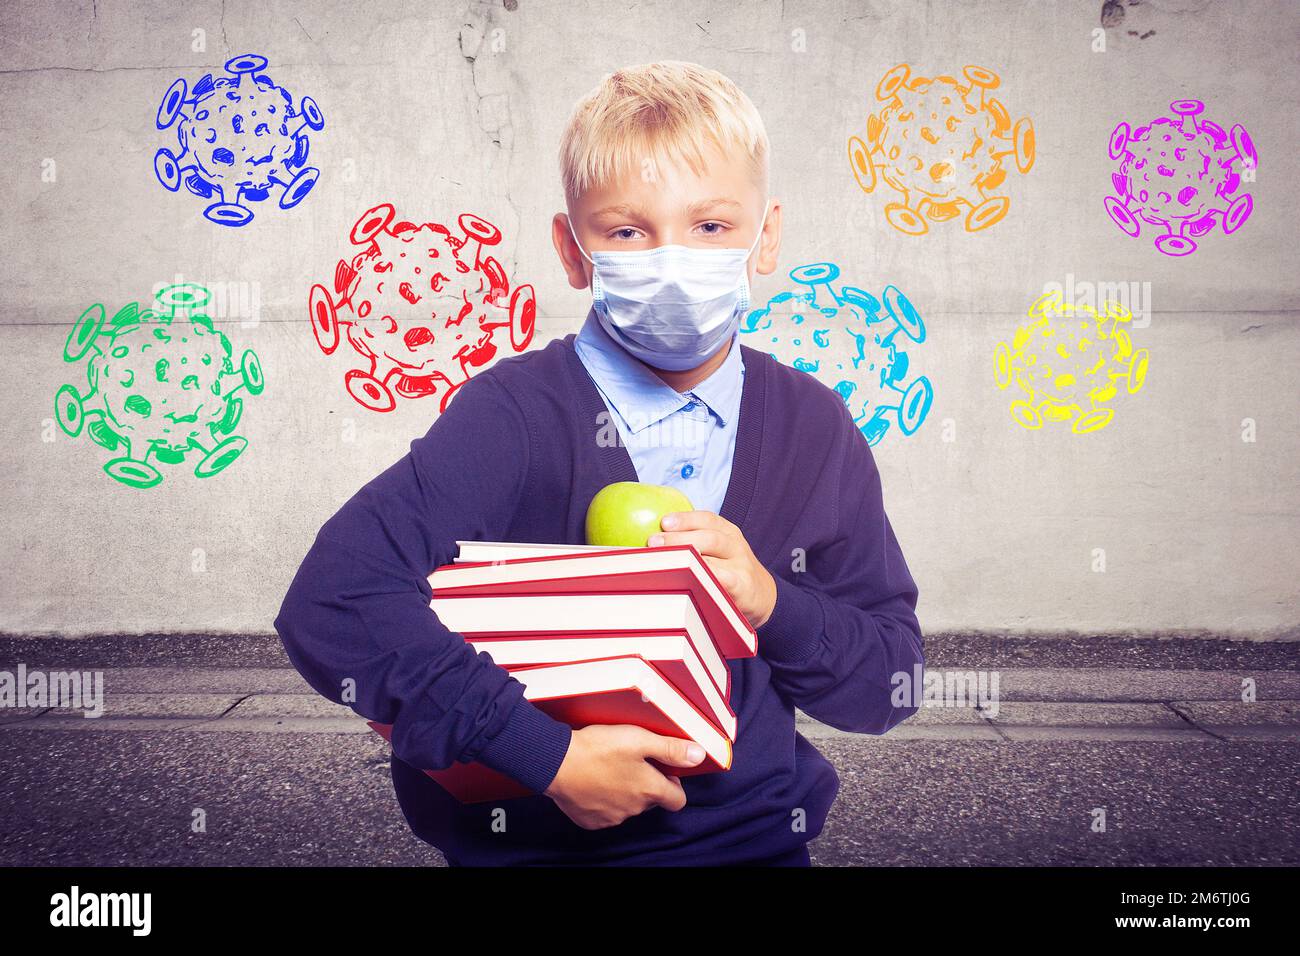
[153,53,324,228]
[740,263,933,446]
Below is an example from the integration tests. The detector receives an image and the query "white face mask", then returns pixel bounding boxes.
[568,205,768,371]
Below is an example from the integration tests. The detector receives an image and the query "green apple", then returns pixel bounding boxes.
[585,481,694,548]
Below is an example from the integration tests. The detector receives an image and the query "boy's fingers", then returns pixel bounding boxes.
[649,528,733,557]
[651,774,688,813]
[661,510,726,532]
[636,729,707,768]
[702,555,736,588]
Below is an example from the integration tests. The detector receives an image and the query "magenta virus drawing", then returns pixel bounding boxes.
[309,204,537,413]
[1105,99,1257,257]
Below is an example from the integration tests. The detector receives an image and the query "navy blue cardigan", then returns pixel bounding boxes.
[275,334,923,865]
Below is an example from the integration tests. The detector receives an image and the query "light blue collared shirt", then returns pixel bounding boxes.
[573,309,745,516]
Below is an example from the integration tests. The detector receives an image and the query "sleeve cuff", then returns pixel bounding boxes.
[757,574,826,664]
[475,697,573,795]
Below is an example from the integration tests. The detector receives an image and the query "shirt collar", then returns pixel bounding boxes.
[686,329,744,428]
[573,308,745,434]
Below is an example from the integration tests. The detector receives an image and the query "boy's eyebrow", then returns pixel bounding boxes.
[685,197,743,217]
[588,203,645,221]
[586,197,744,223]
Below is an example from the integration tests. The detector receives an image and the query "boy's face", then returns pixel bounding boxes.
[554,141,782,293]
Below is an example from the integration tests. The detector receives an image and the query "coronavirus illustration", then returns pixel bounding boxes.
[848,64,1035,235]
[994,291,1149,434]
[1105,99,1257,257]
[309,203,537,413]
[153,53,324,227]
[54,284,265,488]
[740,262,933,446]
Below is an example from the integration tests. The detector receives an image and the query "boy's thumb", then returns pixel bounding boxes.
[648,734,706,768]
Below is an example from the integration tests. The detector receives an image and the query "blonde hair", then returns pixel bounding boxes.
[559,61,769,201]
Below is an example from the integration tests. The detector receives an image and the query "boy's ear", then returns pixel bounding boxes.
[755,200,783,276]
[552,213,592,291]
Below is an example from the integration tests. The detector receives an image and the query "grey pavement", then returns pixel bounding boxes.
[1,635,1297,865]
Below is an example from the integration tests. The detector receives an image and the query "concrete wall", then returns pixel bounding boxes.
[1,0,1296,638]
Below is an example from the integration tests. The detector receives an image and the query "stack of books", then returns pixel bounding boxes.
[368,541,757,802]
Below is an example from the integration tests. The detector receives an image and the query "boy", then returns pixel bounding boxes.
[275,61,923,866]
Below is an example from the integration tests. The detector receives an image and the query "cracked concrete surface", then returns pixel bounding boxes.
[0,0,1296,641]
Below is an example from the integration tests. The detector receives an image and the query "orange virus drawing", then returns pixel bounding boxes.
[309,203,537,413]
[848,64,1035,235]
[994,291,1150,435]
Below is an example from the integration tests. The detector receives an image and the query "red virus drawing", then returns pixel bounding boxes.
[309,203,537,412]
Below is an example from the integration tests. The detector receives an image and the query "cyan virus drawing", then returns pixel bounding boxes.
[1105,99,1257,257]
[55,284,265,489]
[153,53,324,227]
[994,291,1149,434]
[848,64,1035,235]
[740,263,933,446]
[309,203,537,413]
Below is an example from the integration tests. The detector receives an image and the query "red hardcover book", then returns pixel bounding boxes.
[368,655,733,804]
[431,590,731,700]
[468,629,736,740]
[428,543,757,661]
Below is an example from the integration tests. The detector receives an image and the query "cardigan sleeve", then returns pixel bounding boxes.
[273,371,572,795]
[754,400,924,735]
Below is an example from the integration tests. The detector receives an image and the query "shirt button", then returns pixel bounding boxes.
[680,463,695,479]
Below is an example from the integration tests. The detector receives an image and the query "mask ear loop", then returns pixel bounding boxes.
[738,200,771,313]
[747,200,771,259]
[566,215,603,302]
[566,214,595,265]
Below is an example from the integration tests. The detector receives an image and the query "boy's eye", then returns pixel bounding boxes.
[697,221,726,236]
[611,227,642,241]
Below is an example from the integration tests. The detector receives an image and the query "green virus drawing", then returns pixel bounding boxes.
[54,284,265,489]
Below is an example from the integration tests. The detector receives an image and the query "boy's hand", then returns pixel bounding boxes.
[648,511,778,628]
[544,724,706,830]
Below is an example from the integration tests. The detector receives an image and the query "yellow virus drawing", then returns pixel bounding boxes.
[848,64,1035,235]
[994,292,1150,434]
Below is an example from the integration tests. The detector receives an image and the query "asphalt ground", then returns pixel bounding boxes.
[1,634,1296,867]
[3,729,1296,866]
